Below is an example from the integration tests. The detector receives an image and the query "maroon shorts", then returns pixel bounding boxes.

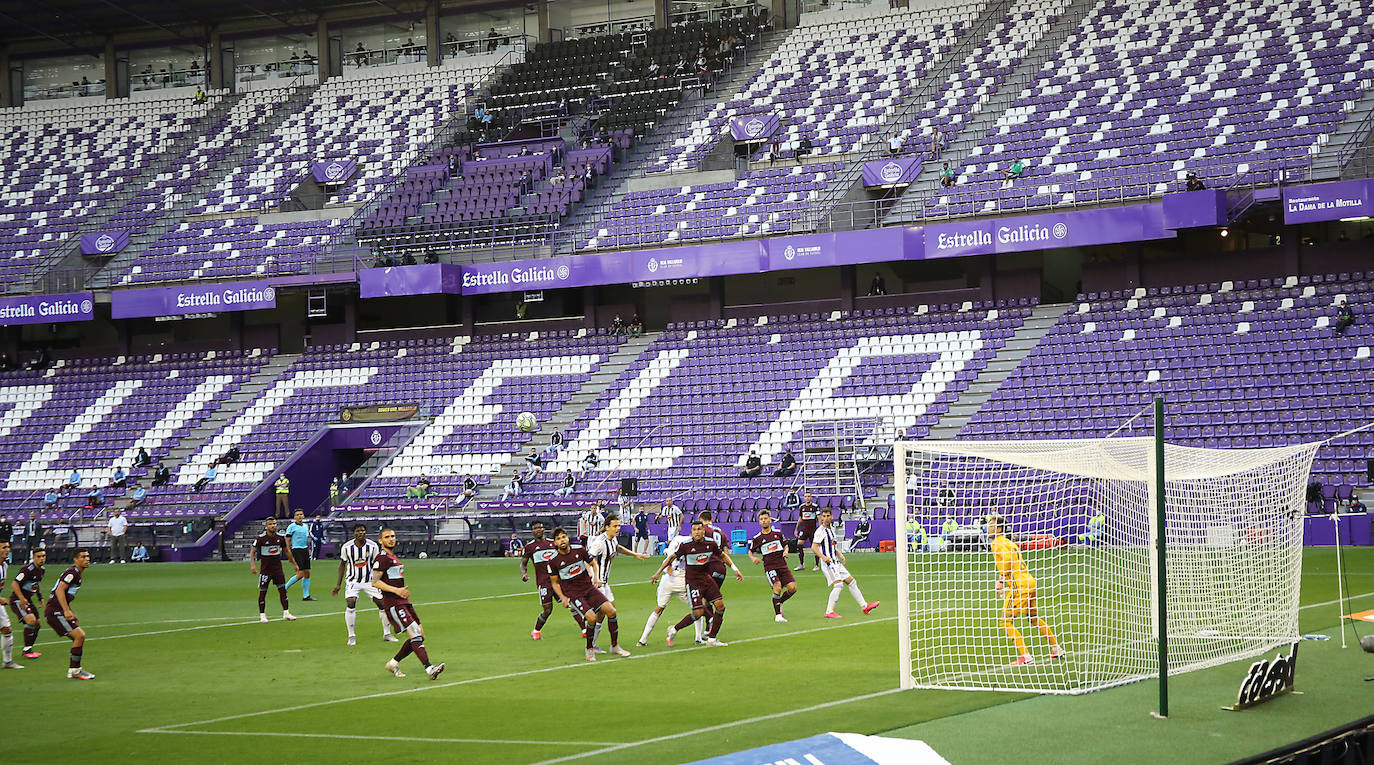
[765,567,796,589]
[9,598,38,622]
[797,523,817,545]
[46,609,80,638]
[567,588,609,617]
[687,577,723,610]
[384,603,421,636]
[258,569,286,589]
[537,583,554,607]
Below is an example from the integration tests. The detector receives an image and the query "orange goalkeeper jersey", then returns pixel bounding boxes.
[991,535,1036,590]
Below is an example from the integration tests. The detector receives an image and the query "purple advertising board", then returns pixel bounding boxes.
[312,159,358,184]
[1161,189,1228,229]
[359,264,463,299]
[1282,178,1374,224]
[922,203,1172,259]
[629,240,766,281]
[861,157,921,187]
[111,280,277,319]
[460,253,629,296]
[80,231,130,256]
[766,227,913,270]
[0,291,95,326]
[729,113,780,142]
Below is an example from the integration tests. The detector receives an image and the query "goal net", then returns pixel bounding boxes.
[895,436,1318,694]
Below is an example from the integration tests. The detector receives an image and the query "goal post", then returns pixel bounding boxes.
[894,433,1319,695]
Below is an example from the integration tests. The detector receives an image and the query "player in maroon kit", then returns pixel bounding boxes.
[520,521,586,640]
[651,520,743,647]
[373,527,445,680]
[44,548,93,680]
[749,509,798,623]
[7,547,45,659]
[546,527,628,661]
[251,517,298,622]
[794,490,819,571]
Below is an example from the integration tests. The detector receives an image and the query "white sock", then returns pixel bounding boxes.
[593,621,603,648]
[826,583,842,613]
[695,616,708,641]
[379,610,391,636]
[847,580,867,607]
[640,611,660,644]
[344,607,357,637]
[1,633,11,663]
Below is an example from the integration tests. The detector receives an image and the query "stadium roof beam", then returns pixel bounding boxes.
[92,0,205,47]
[0,10,82,50]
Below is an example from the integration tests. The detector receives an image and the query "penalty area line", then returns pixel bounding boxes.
[136,729,623,747]
[527,688,908,765]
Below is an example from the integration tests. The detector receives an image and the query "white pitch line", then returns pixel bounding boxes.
[143,615,898,733]
[139,730,622,747]
[528,689,908,765]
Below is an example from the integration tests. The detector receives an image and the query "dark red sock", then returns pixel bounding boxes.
[571,607,587,629]
[708,610,724,638]
[258,590,267,613]
[779,589,796,605]
[24,625,38,649]
[673,612,696,631]
[409,637,430,666]
[393,640,414,663]
[607,616,619,646]
[585,623,596,649]
[535,611,549,631]
[772,595,782,615]
[277,586,289,610]
[69,646,82,669]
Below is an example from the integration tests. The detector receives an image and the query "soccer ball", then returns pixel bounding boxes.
[1361,633,1374,653]
[516,411,537,432]
[418,551,429,560]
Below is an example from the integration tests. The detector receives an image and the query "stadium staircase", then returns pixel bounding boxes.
[880,0,1101,226]
[29,91,251,293]
[324,419,433,508]
[1308,86,1374,181]
[86,84,323,288]
[550,31,793,253]
[161,352,301,472]
[866,302,1069,510]
[486,330,660,485]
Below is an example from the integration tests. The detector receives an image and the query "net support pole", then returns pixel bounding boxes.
[1333,513,1347,649]
[1153,396,1169,719]
[894,442,914,690]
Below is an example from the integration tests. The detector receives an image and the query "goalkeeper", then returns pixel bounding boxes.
[988,513,1064,666]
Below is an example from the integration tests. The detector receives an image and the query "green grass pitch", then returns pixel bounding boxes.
[8,548,1372,765]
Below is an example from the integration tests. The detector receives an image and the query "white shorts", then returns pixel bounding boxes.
[344,581,384,601]
[597,583,614,602]
[820,561,852,584]
[656,575,689,608]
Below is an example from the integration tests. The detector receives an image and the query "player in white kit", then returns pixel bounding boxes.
[811,508,880,619]
[0,541,21,668]
[637,531,704,646]
[586,514,646,653]
[331,524,398,646]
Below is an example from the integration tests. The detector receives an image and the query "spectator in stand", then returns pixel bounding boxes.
[194,88,207,104]
[406,482,427,500]
[44,488,58,510]
[193,465,217,493]
[868,272,887,296]
[151,463,171,487]
[554,470,577,497]
[1002,158,1026,183]
[131,543,150,562]
[134,446,151,468]
[929,127,941,158]
[628,313,644,337]
[500,472,523,502]
[939,162,956,188]
[549,165,566,186]
[109,466,127,489]
[61,468,81,496]
[888,132,903,156]
[769,137,781,165]
[740,450,763,478]
[85,485,106,510]
[218,444,242,465]
[610,314,627,336]
[852,515,871,550]
[1350,492,1367,512]
[1334,299,1355,334]
[524,448,545,476]
[673,55,690,77]
[549,429,565,456]
[353,42,368,66]
[517,170,533,196]
[773,449,798,477]
[1185,172,1205,191]
[784,489,801,512]
[417,474,432,496]
[23,349,48,371]
[460,474,479,505]
[796,134,813,159]
[108,509,129,564]
[128,484,148,508]
[487,27,501,52]
[646,58,661,79]
[578,450,599,477]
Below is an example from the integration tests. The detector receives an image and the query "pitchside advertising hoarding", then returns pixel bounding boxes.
[111,280,277,319]
[0,292,95,326]
[1282,178,1374,224]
